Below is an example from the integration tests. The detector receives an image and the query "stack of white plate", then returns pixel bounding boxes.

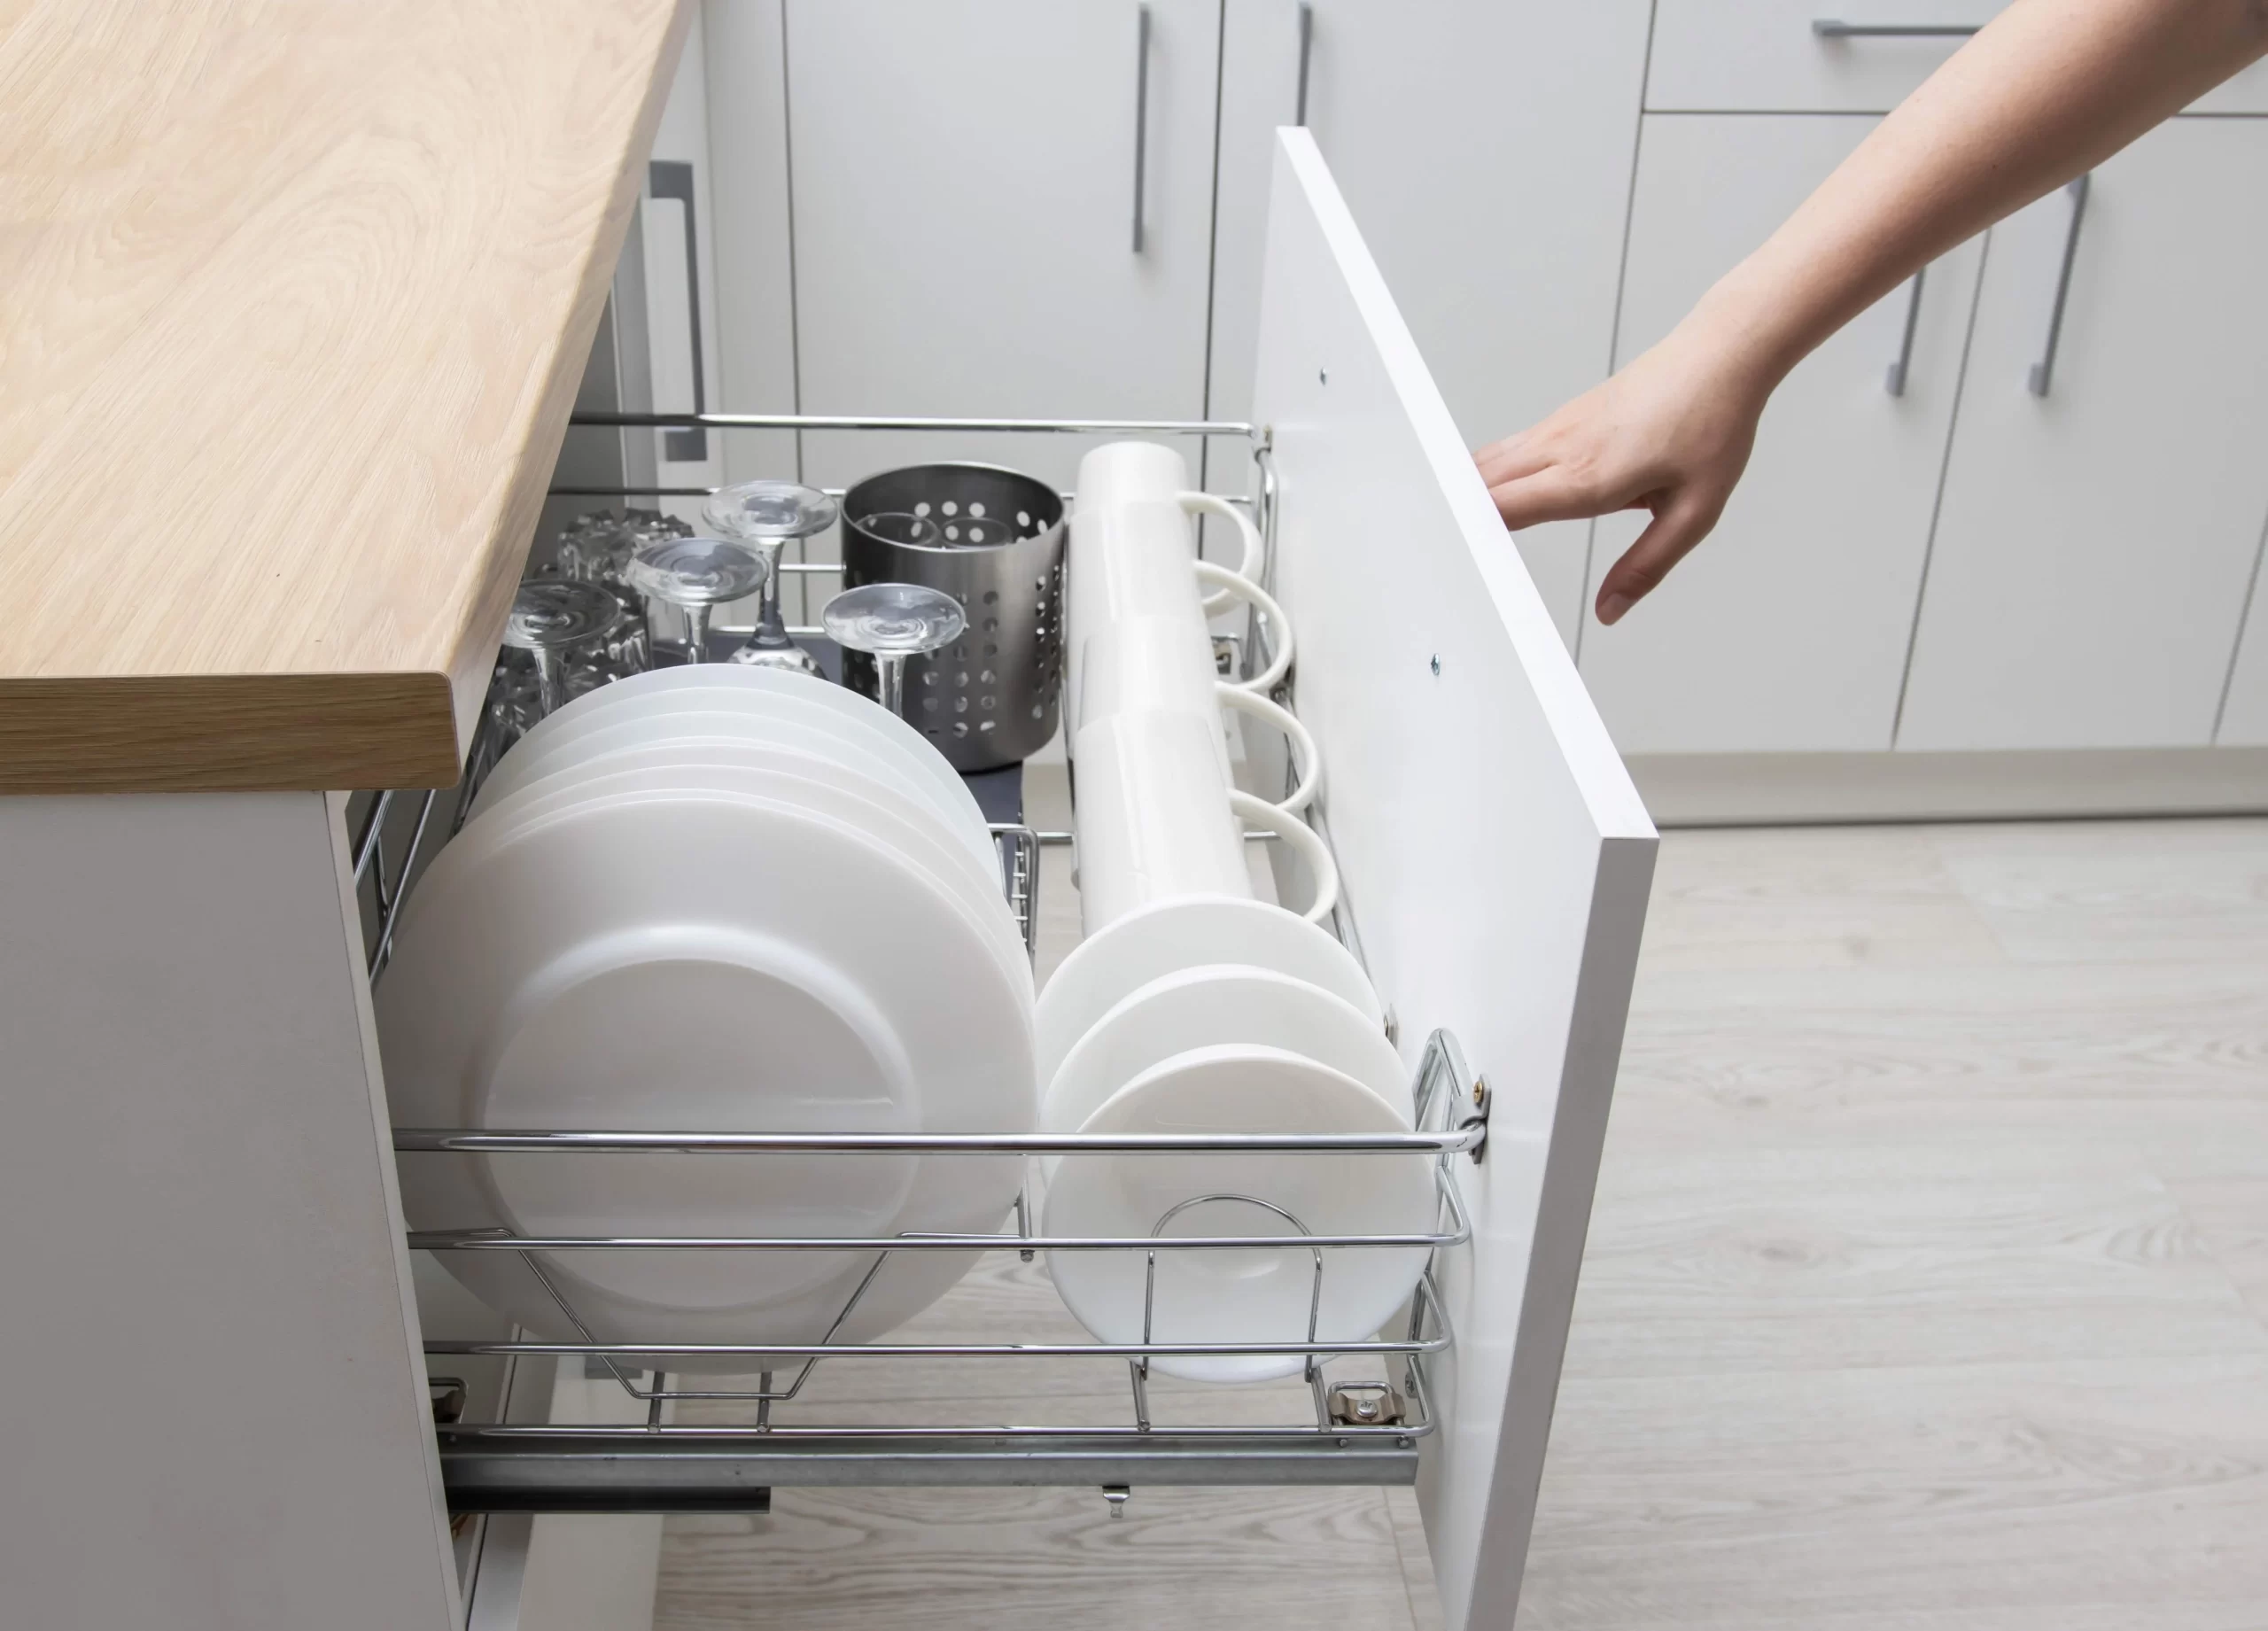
[1040,444,1433,1384]
[377,664,1035,1367]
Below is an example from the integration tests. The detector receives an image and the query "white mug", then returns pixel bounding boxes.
[1068,709,1252,934]
[1075,612,1225,741]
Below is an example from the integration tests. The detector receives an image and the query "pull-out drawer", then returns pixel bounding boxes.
[412,130,1659,1631]
[1645,0,2268,114]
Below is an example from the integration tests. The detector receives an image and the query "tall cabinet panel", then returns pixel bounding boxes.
[1578,116,1981,755]
[784,0,1219,493]
[1898,121,2268,750]
[1210,0,1651,647]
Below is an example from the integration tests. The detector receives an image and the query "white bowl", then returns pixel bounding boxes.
[1041,962,1407,1137]
[1037,897,1383,1089]
[377,788,1035,1367]
[482,664,992,858]
[1042,1043,1435,1385]
[470,747,1025,979]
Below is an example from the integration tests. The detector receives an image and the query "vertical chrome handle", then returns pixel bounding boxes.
[1294,3,1315,125]
[1884,266,1925,396]
[2029,173,2089,397]
[1813,19,1980,37]
[647,160,708,462]
[1130,4,1152,253]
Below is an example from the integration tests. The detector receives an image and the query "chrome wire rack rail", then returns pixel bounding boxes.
[407,1029,1485,1511]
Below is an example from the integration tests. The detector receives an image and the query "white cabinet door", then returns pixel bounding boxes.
[1898,121,2268,750]
[1211,0,1651,647]
[1579,115,1981,755]
[784,0,1218,492]
[1254,131,1655,1631]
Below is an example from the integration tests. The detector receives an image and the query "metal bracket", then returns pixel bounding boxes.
[1327,1384,1406,1429]
[1462,1074,1491,1166]
[429,1377,468,1426]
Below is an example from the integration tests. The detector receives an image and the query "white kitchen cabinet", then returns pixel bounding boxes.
[1210,0,1651,646]
[1578,115,1981,755]
[781,0,1219,493]
[1897,120,2268,751]
[1645,0,2268,115]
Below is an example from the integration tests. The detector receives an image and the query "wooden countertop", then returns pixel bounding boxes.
[0,0,687,794]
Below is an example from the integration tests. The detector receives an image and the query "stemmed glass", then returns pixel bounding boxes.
[501,579,624,718]
[822,582,967,718]
[624,536,769,664]
[703,480,842,674]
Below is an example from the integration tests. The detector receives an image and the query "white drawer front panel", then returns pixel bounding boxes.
[1647,0,2268,114]
[1252,131,1657,1631]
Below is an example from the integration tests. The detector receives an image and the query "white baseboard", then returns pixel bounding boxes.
[1626,748,2268,827]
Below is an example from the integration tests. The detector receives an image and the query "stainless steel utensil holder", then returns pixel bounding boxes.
[358,416,1479,1513]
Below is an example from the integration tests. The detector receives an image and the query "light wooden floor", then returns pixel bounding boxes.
[651,816,2268,1630]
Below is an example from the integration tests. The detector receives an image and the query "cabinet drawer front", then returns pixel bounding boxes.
[1647,0,2268,113]
[1580,115,1979,755]
[1251,132,1656,1631]
[1897,120,2268,750]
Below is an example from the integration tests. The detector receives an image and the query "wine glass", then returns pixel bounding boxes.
[624,536,769,664]
[822,582,967,717]
[703,480,841,674]
[500,579,624,718]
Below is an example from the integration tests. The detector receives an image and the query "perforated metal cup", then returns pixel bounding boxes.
[839,463,1066,771]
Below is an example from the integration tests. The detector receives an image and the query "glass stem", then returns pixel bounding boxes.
[877,653,907,717]
[682,602,713,664]
[756,540,788,641]
[532,647,568,717]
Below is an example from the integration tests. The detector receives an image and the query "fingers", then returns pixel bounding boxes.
[1474,428,1550,489]
[1487,466,1624,532]
[1593,489,1727,625]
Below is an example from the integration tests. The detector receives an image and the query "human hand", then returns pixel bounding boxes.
[1475,325,1771,625]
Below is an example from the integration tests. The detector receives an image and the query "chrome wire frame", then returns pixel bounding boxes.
[551,409,1279,641]
[404,1029,1483,1488]
[350,786,440,982]
[374,414,1493,1500]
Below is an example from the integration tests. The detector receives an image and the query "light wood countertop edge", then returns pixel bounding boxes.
[0,1,690,799]
[0,673,462,795]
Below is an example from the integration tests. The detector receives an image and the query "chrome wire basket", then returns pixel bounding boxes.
[353,415,1487,1514]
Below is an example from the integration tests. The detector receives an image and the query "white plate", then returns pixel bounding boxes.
[1042,963,1406,1135]
[471,703,993,880]
[377,788,1034,1365]
[481,664,992,858]
[1037,897,1382,1089]
[470,747,1025,979]
[1042,1043,1434,1385]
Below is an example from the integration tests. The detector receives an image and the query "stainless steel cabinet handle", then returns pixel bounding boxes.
[2029,173,2090,396]
[1813,19,1982,37]
[1884,266,1926,396]
[1295,2,1315,125]
[1130,4,1152,252]
[648,159,708,462]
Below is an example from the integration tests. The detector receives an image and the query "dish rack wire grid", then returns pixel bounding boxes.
[353,415,1486,1509]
